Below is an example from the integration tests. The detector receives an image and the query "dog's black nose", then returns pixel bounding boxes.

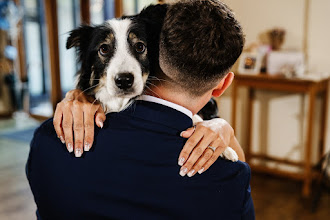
[115,73,134,90]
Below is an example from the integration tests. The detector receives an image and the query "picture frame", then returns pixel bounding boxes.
[238,52,262,74]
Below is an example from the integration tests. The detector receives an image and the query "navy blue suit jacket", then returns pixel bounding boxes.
[26,100,255,220]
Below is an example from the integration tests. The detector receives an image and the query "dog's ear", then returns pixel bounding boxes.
[139,4,168,25]
[138,4,168,74]
[66,25,95,50]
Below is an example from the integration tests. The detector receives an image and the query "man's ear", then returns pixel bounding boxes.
[211,72,234,97]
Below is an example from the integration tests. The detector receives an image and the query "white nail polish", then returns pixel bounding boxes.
[84,143,90,151]
[75,149,82,157]
[198,167,205,174]
[178,157,185,166]
[187,170,195,177]
[67,143,73,152]
[180,131,184,137]
[60,136,65,144]
[180,167,187,177]
[99,121,104,128]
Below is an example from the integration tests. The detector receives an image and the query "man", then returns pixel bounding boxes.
[27,1,255,219]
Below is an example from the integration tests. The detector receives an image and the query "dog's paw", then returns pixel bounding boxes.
[220,147,238,162]
[192,114,203,124]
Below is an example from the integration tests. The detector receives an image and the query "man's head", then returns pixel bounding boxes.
[158,0,244,97]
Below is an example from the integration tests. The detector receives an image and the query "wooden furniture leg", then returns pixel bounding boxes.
[303,87,316,197]
[44,0,62,112]
[80,0,91,24]
[319,82,329,160]
[246,88,254,163]
[231,82,237,131]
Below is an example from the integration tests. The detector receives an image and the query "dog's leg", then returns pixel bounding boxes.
[219,147,238,162]
[192,115,238,162]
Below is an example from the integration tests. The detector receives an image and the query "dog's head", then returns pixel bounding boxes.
[66,4,167,112]
[66,17,149,111]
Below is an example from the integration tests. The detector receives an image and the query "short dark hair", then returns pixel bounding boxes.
[159,0,244,96]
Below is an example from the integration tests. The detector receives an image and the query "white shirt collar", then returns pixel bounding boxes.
[137,95,193,119]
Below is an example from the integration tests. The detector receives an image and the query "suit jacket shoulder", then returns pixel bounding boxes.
[26,101,255,220]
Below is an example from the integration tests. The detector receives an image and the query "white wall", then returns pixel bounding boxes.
[308,0,330,72]
[223,0,306,51]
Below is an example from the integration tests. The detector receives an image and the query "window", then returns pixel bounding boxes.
[123,0,158,15]
[23,0,52,116]
[90,0,116,24]
[57,0,80,94]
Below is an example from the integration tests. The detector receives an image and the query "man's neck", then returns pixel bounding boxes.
[144,81,211,115]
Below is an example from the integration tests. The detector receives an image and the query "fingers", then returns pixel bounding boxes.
[178,118,238,177]
[72,101,84,157]
[95,106,106,128]
[190,148,214,176]
[180,126,195,138]
[200,147,223,174]
[178,127,205,166]
[83,109,95,152]
[53,103,65,144]
[83,103,104,151]
[53,89,105,157]
[191,137,224,176]
[62,103,74,153]
[179,130,216,177]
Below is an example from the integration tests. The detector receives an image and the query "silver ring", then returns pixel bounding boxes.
[207,146,216,152]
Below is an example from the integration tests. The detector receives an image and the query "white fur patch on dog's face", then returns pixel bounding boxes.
[94,18,148,113]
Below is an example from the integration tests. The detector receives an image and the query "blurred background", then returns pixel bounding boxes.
[0,0,329,219]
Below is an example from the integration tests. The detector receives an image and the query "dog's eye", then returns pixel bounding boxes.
[135,42,146,54]
[99,44,110,56]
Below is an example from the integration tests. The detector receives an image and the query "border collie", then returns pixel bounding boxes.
[66,5,165,113]
[66,5,238,162]
[67,20,147,113]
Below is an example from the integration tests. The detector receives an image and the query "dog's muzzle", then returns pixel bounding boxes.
[115,73,134,90]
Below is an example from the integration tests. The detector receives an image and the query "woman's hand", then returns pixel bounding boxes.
[53,89,106,157]
[178,118,244,177]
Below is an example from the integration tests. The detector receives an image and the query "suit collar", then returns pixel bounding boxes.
[137,95,193,119]
[121,100,193,132]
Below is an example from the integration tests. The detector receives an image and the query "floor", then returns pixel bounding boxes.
[251,173,330,220]
[0,114,39,220]
[0,116,329,220]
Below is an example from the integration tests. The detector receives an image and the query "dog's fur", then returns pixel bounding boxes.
[67,19,148,113]
[67,4,238,162]
[66,5,167,113]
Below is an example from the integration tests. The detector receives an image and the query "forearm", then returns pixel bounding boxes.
[229,136,245,162]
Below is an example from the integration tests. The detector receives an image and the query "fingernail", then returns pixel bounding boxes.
[67,143,73,152]
[178,157,185,166]
[84,143,90,151]
[99,121,104,128]
[59,136,65,144]
[187,169,195,177]
[198,167,205,174]
[75,148,82,157]
[179,167,188,177]
[180,131,184,137]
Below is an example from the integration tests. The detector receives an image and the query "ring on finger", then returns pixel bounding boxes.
[207,146,216,152]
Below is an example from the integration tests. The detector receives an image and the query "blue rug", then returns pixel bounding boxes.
[0,127,38,143]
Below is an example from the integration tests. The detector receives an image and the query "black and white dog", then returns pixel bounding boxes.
[66,5,238,162]
[66,5,165,113]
